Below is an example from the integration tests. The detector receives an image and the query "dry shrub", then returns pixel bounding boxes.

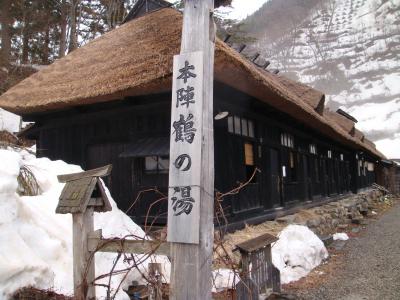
[12,287,73,300]
[17,165,40,196]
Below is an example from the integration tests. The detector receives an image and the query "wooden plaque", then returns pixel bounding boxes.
[167,51,204,244]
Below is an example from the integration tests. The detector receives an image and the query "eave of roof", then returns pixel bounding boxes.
[0,8,384,159]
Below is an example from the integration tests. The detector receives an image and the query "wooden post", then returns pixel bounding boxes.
[73,208,96,300]
[169,0,215,299]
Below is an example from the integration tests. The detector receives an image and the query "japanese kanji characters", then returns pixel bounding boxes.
[171,186,195,216]
[170,57,200,220]
[176,86,195,108]
[173,114,196,144]
[177,60,197,83]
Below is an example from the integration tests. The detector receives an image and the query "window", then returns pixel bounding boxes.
[368,163,374,171]
[289,151,295,168]
[327,150,332,158]
[244,143,254,166]
[309,144,317,155]
[228,116,234,133]
[289,151,297,182]
[281,133,294,148]
[227,116,255,138]
[340,154,344,161]
[248,120,255,138]
[144,156,169,174]
[241,118,248,136]
[234,116,241,134]
[244,142,257,182]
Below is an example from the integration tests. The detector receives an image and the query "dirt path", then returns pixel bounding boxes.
[295,201,400,300]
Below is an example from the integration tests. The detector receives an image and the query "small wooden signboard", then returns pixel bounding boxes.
[167,51,204,244]
[56,165,112,214]
[234,233,280,299]
[55,164,113,300]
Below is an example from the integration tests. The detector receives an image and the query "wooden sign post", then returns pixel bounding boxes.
[168,0,215,299]
[55,165,113,300]
[168,51,204,244]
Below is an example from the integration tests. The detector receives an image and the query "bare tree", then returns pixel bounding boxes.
[59,0,68,58]
[0,0,12,66]
[325,0,338,33]
[68,0,80,52]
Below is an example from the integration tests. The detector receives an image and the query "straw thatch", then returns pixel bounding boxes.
[0,8,383,158]
[354,128,365,142]
[364,138,376,149]
[275,75,325,114]
[324,108,355,133]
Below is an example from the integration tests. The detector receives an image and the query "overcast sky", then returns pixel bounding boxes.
[216,0,268,20]
[166,0,268,20]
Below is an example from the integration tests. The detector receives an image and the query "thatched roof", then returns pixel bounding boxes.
[0,8,383,158]
[324,108,355,133]
[364,138,376,149]
[354,128,365,142]
[276,75,325,114]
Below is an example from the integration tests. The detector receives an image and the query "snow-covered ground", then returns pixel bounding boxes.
[0,109,20,133]
[0,148,328,298]
[0,148,170,299]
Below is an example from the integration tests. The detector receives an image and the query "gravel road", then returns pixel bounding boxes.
[299,202,400,300]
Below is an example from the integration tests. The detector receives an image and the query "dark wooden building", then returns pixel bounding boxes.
[0,7,385,227]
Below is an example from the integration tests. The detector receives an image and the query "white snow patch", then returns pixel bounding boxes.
[375,137,400,158]
[272,225,328,284]
[212,268,239,292]
[333,232,349,241]
[0,109,20,133]
[0,148,170,299]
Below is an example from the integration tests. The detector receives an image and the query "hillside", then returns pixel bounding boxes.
[241,0,400,158]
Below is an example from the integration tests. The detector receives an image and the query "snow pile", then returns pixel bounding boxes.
[272,225,328,284]
[212,268,239,292]
[0,148,170,299]
[0,109,20,133]
[333,232,349,241]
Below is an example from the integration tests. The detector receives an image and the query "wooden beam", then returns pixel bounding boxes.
[169,1,215,299]
[73,209,96,300]
[87,230,170,256]
[58,165,112,182]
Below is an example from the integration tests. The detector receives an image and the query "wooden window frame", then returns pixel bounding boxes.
[227,116,256,138]
[144,156,169,174]
[309,144,317,155]
[281,132,294,148]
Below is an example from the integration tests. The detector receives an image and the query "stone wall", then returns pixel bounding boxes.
[219,188,390,266]
[275,189,385,236]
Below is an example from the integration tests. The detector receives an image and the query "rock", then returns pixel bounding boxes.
[320,235,334,246]
[266,292,298,300]
[331,239,347,251]
[307,218,321,227]
[276,215,296,224]
[352,217,368,225]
